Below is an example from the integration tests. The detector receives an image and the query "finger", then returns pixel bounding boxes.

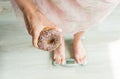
[48,25,62,32]
[55,28,62,33]
[32,30,41,48]
[32,25,45,48]
[29,29,33,36]
[24,15,32,35]
[32,34,39,48]
[58,28,62,32]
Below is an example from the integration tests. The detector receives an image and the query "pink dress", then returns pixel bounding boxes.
[11,0,120,35]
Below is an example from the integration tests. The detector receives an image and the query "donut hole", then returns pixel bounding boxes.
[38,29,61,51]
[47,38,55,44]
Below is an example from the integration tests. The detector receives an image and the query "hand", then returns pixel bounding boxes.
[23,10,62,48]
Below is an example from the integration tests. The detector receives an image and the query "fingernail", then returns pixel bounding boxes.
[58,28,62,32]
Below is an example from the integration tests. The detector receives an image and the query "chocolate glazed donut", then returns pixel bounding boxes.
[37,27,62,51]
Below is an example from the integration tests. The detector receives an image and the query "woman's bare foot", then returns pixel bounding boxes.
[53,37,65,64]
[74,31,86,64]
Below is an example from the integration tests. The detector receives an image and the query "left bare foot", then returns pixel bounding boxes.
[73,32,86,64]
[53,37,65,64]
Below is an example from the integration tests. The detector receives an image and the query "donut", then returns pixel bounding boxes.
[37,27,61,51]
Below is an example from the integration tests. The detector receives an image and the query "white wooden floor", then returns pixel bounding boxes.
[0,1,120,79]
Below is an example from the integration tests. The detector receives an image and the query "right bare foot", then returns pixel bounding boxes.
[73,31,86,64]
[53,37,65,64]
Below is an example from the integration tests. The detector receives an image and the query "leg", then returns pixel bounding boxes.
[73,31,86,64]
[53,36,65,64]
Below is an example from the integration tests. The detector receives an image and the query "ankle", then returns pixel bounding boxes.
[74,31,85,39]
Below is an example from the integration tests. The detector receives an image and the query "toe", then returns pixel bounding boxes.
[78,56,86,64]
[79,58,83,64]
[54,55,65,64]
[61,57,65,64]
[75,56,81,64]
[58,57,62,64]
[54,56,62,64]
[75,55,86,64]
[81,56,86,63]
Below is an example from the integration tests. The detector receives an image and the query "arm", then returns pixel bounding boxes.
[15,0,40,15]
[15,0,61,48]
